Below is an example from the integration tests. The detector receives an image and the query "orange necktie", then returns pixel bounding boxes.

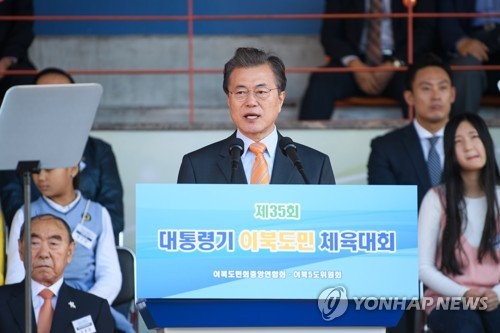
[38,289,54,333]
[249,142,270,184]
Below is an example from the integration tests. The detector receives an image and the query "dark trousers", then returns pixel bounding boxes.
[387,309,416,333]
[298,61,408,120]
[0,57,36,101]
[450,25,500,116]
[427,306,500,333]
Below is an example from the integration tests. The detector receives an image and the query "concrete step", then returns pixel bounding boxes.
[93,105,500,130]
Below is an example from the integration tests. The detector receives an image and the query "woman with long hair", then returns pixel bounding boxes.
[419,113,500,333]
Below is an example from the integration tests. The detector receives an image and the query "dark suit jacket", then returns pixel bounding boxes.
[321,0,436,64]
[79,137,124,240]
[0,0,34,60]
[178,132,336,184]
[0,137,124,242]
[367,123,432,208]
[437,0,477,52]
[0,281,114,332]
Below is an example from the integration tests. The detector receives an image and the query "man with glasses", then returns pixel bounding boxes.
[177,47,335,185]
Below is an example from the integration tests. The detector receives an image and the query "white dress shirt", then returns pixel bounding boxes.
[237,127,278,184]
[413,119,445,168]
[474,0,500,26]
[32,277,63,324]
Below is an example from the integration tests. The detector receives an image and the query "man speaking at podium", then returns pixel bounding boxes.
[178,47,335,185]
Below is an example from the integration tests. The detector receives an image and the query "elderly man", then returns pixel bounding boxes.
[0,214,114,332]
[178,47,335,185]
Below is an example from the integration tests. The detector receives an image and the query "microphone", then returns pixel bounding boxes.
[229,138,244,183]
[279,137,310,184]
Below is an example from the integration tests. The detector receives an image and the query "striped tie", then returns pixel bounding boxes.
[366,0,383,66]
[38,289,54,333]
[249,142,270,185]
[427,136,442,186]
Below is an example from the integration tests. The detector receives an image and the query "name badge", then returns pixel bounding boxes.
[72,315,96,333]
[72,224,97,250]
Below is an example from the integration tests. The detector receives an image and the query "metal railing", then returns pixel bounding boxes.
[1,0,500,124]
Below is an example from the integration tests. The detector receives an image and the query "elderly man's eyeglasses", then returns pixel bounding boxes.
[228,87,280,101]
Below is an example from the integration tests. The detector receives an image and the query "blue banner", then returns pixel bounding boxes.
[136,184,418,301]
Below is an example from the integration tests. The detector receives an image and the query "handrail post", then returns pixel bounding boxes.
[403,0,416,120]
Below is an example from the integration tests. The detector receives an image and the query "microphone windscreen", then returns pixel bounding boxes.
[229,138,244,156]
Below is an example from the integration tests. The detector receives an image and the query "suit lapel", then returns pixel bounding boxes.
[347,0,366,43]
[270,132,296,184]
[220,131,296,184]
[402,124,431,190]
[8,282,37,333]
[216,132,247,184]
[51,283,72,333]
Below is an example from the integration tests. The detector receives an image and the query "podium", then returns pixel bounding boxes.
[136,185,418,331]
[156,328,385,333]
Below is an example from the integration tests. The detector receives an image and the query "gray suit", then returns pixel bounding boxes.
[178,132,335,184]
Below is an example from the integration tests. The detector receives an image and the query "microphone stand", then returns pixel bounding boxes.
[279,137,310,184]
[295,162,310,185]
[230,161,239,184]
[17,160,39,333]
[229,139,244,184]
